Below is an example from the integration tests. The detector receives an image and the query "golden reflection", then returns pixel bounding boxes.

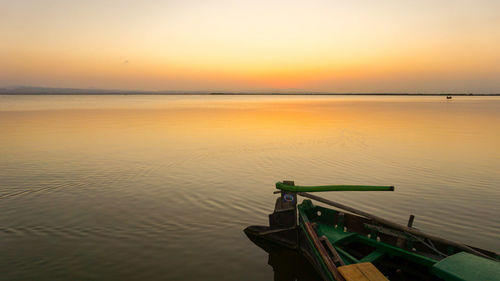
[2,97,499,162]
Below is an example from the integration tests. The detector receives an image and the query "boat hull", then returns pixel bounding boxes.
[244,225,333,281]
[245,198,500,281]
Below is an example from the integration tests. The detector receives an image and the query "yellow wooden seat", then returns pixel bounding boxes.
[337,262,388,281]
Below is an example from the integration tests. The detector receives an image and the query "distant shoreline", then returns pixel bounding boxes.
[209,93,500,96]
[0,87,499,96]
[1,92,499,96]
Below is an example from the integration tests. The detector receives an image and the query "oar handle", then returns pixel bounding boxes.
[276,182,394,192]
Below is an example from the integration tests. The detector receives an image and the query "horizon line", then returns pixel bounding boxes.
[1,86,499,96]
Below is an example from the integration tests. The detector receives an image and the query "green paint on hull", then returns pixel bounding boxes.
[298,199,500,281]
[432,252,500,281]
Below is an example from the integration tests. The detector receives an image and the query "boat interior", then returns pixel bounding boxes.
[298,199,499,281]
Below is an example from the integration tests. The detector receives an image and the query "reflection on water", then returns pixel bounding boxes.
[0,95,499,280]
[246,234,321,281]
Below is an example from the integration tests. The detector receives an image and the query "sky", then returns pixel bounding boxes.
[1,0,500,93]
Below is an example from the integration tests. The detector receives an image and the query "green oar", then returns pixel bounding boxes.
[276,182,394,192]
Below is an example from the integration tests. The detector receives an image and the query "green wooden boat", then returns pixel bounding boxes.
[244,181,500,281]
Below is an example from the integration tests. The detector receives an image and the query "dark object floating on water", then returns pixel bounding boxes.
[446,96,452,99]
[244,181,500,281]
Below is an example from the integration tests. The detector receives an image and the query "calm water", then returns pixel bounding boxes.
[1,95,499,280]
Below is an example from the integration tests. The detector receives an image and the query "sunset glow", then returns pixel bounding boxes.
[1,0,500,92]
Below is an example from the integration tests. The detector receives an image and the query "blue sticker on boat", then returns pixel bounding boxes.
[283,193,295,202]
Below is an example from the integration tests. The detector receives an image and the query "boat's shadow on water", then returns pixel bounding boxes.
[246,234,321,281]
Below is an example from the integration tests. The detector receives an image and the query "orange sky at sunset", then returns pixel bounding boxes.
[1,0,499,92]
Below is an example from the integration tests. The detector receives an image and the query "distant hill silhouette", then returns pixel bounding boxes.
[0,87,206,95]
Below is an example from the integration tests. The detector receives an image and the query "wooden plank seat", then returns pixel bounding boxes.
[337,262,388,281]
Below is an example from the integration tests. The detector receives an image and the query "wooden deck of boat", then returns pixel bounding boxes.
[338,262,388,281]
